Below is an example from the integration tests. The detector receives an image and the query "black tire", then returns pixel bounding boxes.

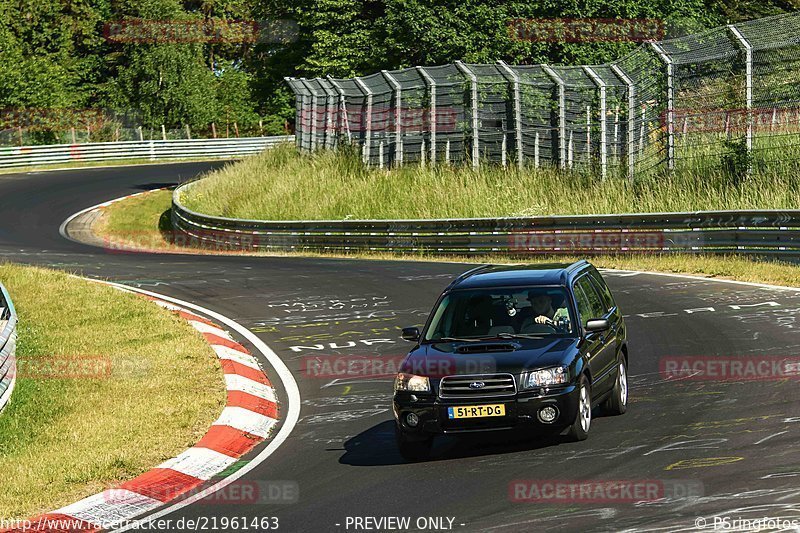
[603,357,628,416]
[566,375,591,442]
[395,426,433,461]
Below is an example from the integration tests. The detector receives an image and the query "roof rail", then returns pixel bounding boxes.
[565,259,590,272]
[446,264,493,290]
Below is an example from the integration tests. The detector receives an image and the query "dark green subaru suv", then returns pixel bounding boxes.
[393,261,628,460]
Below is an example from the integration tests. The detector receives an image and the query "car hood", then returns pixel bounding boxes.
[402,337,580,377]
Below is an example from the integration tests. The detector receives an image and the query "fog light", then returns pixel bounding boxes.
[405,412,419,427]
[537,405,559,424]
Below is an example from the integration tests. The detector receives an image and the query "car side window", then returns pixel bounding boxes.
[575,276,606,323]
[573,283,593,327]
[588,270,616,312]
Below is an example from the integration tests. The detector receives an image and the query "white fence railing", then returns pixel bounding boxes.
[0,136,295,169]
[0,283,18,414]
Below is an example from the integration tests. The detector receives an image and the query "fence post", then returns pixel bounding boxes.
[650,42,675,171]
[315,79,335,149]
[417,66,437,165]
[354,77,373,165]
[300,79,318,151]
[542,65,567,169]
[610,64,636,182]
[455,61,480,169]
[284,77,305,151]
[161,124,167,141]
[382,70,403,166]
[327,76,352,143]
[497,60,523,169]
[728,24,754,172]
[583,66,608,180]
[324,80,338,149]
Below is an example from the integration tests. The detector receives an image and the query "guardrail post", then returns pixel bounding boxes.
[583,66,608,180]
[610,64,637,182]
[417,66,437,165]
[542,65,567,169]
[728,24,754,173]
[382,70,403,166]
[497,60,524,170]
[455,61,480,169]
[650,42,675,171]
[354,77,373,165]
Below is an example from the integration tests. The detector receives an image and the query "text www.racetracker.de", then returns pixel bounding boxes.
[1,516,281,531]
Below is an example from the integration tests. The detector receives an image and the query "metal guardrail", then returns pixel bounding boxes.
[0,136,295,169]
[0,283,18,414]
[172,181,800,256]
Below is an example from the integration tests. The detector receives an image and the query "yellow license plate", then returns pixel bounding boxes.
[447,404,505,419]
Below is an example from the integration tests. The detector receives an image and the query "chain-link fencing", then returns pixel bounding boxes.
[286,12,800,180]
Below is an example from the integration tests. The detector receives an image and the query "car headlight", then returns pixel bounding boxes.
[522,366,569,389]
[394,372,431,392]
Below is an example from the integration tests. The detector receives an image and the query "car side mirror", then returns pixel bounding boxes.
[585,319,610,333]
[401,327,420,342]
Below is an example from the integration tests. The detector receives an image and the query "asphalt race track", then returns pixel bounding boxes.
[1,163,799,532]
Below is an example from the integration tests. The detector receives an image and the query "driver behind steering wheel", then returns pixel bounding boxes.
[520,291,569,332]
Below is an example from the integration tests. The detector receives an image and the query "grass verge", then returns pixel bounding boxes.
[93,189,800,289]
[179,143,800,220]
[0,263,225,519]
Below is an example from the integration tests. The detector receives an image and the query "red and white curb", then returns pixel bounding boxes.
[3,286,289,533]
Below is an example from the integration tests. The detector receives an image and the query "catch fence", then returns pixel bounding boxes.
[286,12,800,179]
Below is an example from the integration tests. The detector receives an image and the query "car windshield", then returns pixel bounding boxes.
[423,287,575,341]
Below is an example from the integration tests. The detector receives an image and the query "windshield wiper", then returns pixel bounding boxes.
[437,336,488,343]
[437,334,546,342]
[495,333,547,340]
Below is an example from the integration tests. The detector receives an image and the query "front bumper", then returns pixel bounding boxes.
[393,384,580,437]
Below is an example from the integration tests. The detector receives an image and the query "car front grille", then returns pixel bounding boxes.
[439,373,517,399]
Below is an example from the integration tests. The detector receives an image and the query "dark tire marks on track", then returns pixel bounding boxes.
[0,164,798,532]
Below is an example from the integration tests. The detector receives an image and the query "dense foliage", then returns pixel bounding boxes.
[1,0,797,141]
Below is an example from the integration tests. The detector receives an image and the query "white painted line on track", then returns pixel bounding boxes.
[212,406,277,438]
[157,448,238,480]
[224,373,278,402]
[56,490,162,525]
[187,319,233,339]
[212,344,262,370]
